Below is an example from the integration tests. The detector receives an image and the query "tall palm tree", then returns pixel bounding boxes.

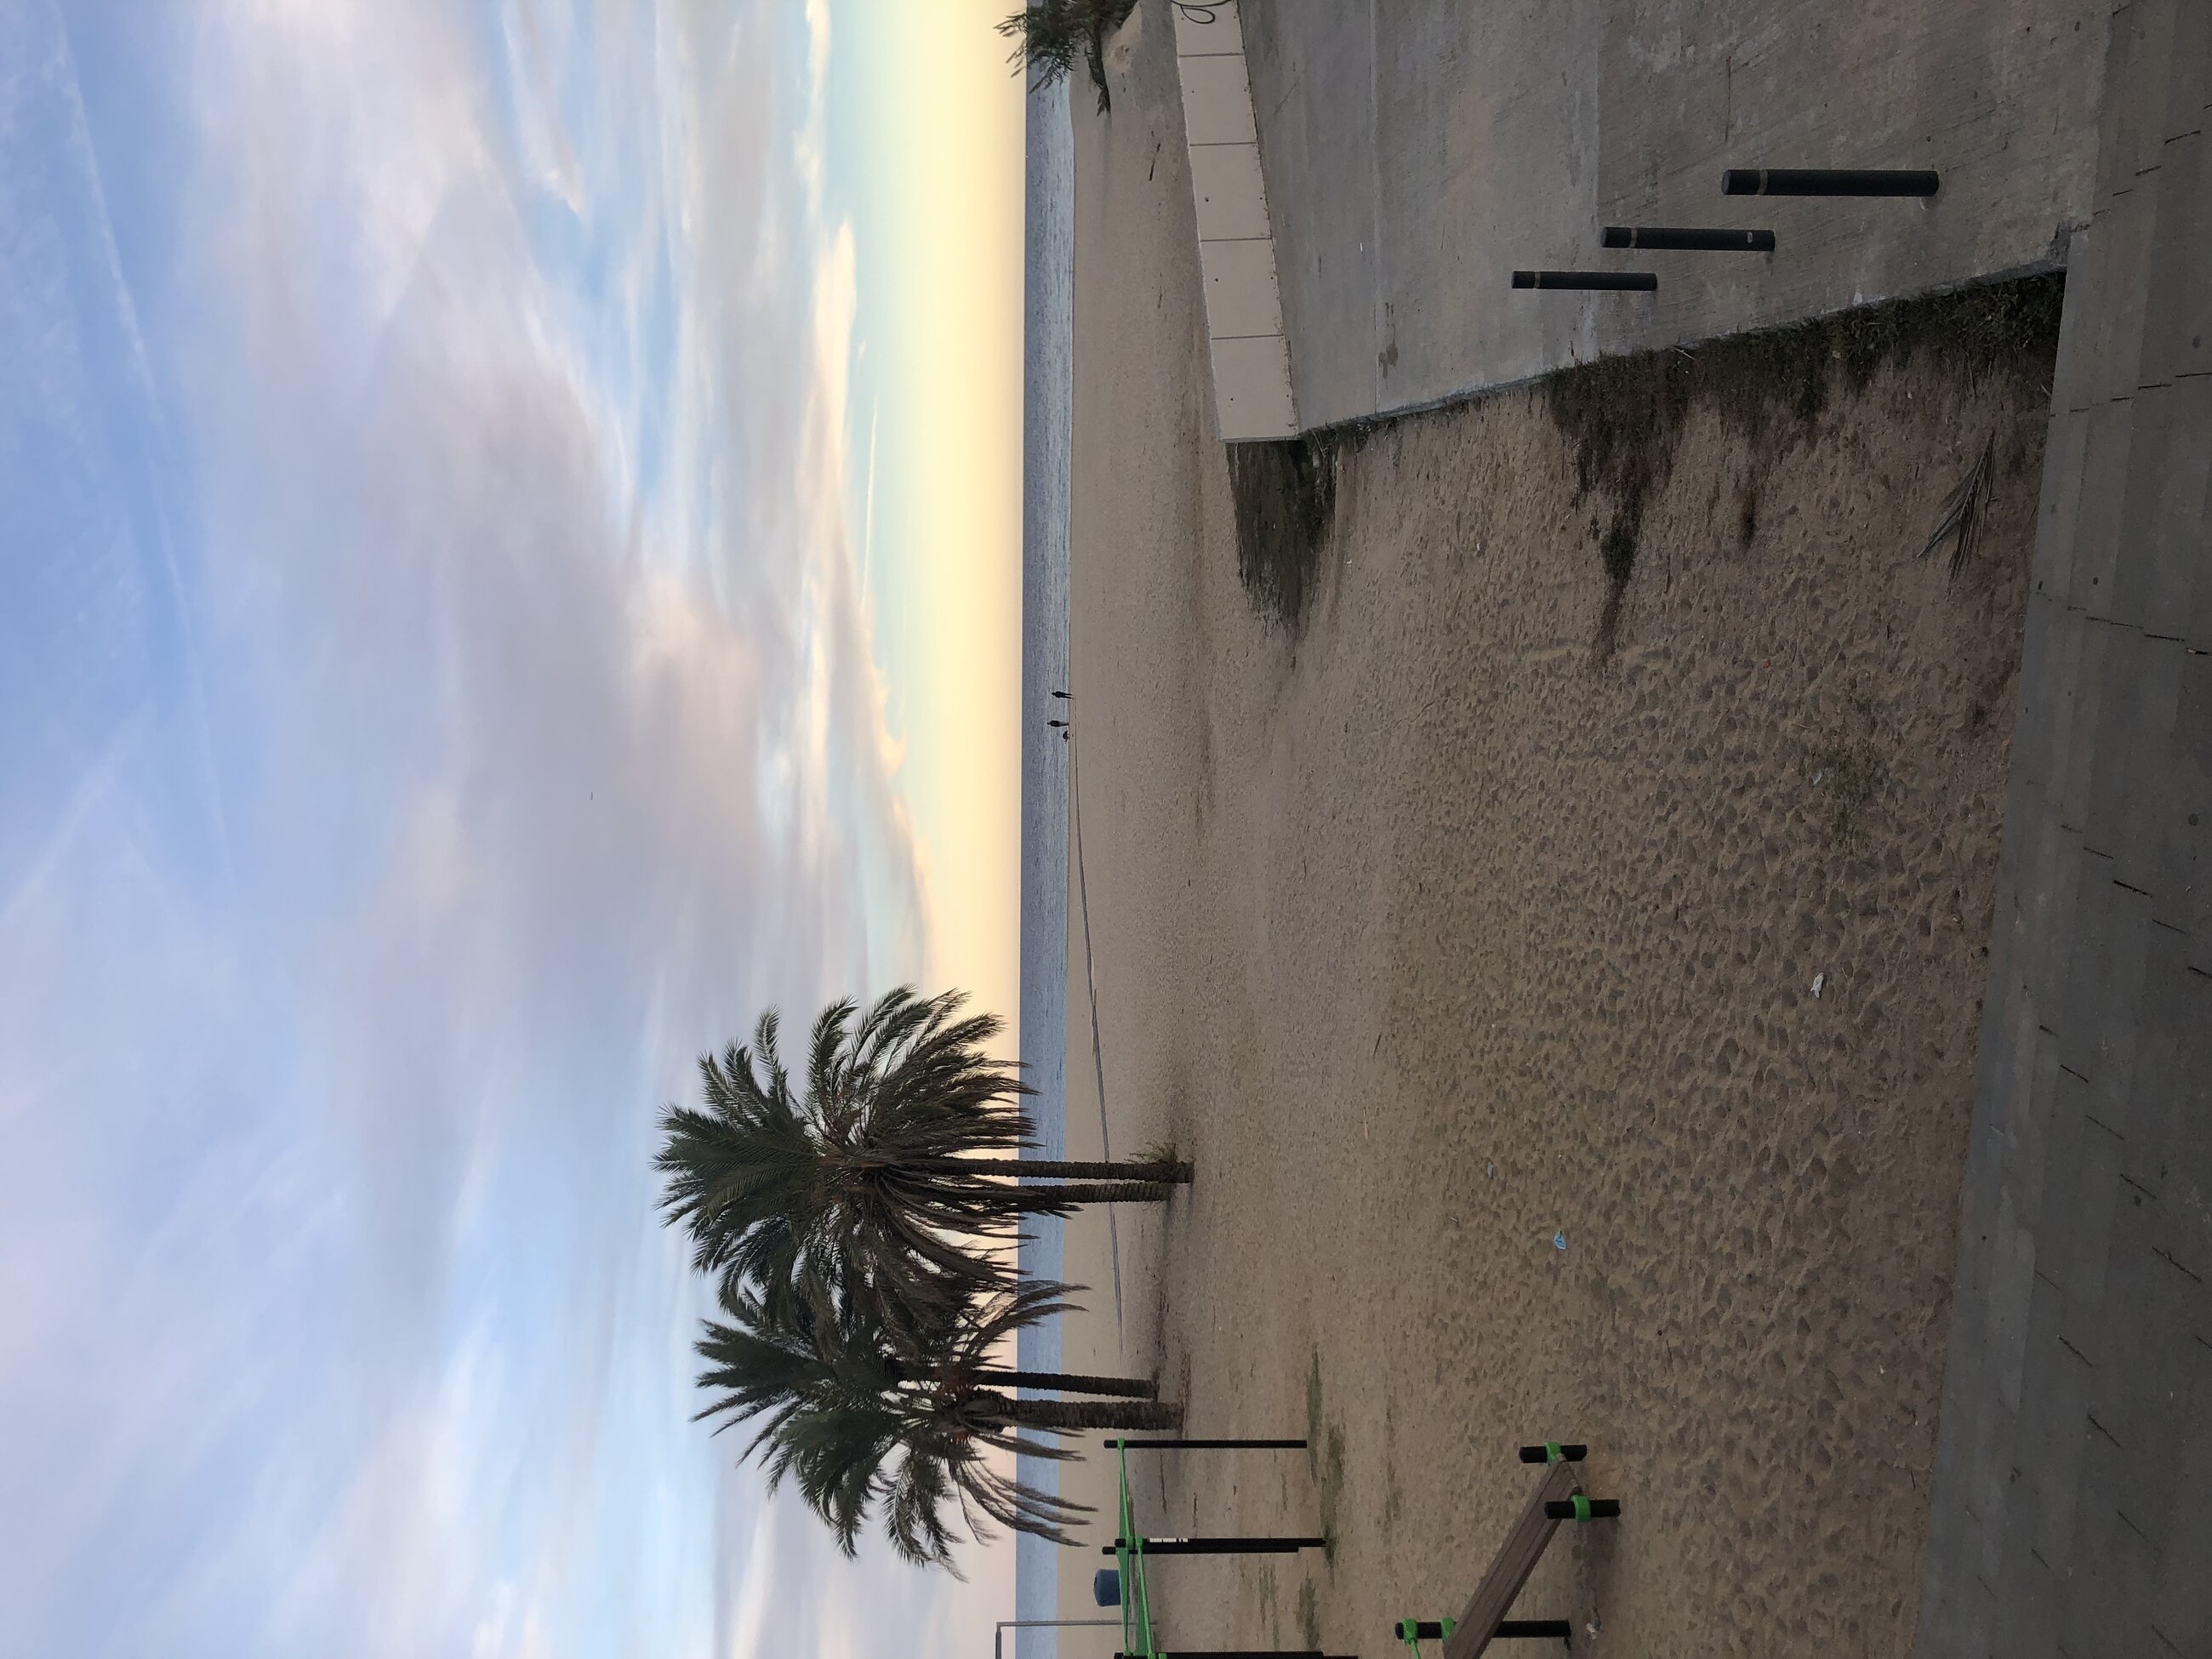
[997,2,1137,113]
[917,1276,1163,1400]
[693,1280,1178,1570]
[764,1390,1093,1571]
[698,1277,1172,1421]
[656,987,1190,1325]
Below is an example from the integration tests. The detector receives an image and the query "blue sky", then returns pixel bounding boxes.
[0,2,1022,1655]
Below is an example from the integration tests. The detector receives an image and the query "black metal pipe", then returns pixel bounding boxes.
[1512,271,1657,291]
[1721,168,1939,197]
[1600,225,1775,252]
[1107,1438,1308,1450]
[1544,1498,1622,1520]
[1105,1536,1327,1556]
[1516,1444,1588,1464]
[1394,1622,1567,1644]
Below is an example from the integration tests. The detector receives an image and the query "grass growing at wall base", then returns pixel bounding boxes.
[1544,271,2065,607]
[1230,434,1338,633]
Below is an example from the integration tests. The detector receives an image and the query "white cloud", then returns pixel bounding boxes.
[0,0,962,1656]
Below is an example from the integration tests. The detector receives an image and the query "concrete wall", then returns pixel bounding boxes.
[1241,0,2108,426]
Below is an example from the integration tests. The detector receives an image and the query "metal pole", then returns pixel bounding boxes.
[1396,1617,1569,1642]
[1600,226,1775,252]
[1515,1444,1588,1464]
[1511,271,1658,291]
[1721,167,1939,197]
[996,1619,1119,1659]
[1105,1536,1327,1556]
[1106,1438,1308,1450]
[1543,1497,1622,1520]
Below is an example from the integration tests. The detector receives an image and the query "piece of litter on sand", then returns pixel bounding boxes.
[1553,1230,1568,1251]
[1812,770,1824,786]
[1812,972,1826,999]
[1486,1160,1496,1177]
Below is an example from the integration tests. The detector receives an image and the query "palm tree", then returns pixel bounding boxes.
[709,1353,1084,1571]
[920,1276,1164,1400]
[656,988,1190,1325]
[698,1277,1173,1421]
[694,1280,1178,1570]
[997,1,1137,114]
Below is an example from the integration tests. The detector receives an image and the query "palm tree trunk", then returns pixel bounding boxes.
[919,1156,1193,1184]
[974,1369,1158,1399]
[987,1394,1183,1433]
[983,1182,1178,1211]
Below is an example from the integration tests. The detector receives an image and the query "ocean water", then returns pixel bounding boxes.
[1014,82,1074,1659]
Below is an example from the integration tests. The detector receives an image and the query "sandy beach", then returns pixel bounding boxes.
[1043,11,2061,1659]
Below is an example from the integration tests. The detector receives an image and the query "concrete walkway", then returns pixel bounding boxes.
[1915,3,2212,1655]
[1240,0,2106,426]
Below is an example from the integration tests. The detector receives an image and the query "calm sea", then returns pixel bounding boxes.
[1014,82,1074,1659]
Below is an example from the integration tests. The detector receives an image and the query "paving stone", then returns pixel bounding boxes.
[2143,1356,2212,1654]
[2030,407,2094,609]
[2107,379,2212,633]
[1962,1377,2020,1587]
[2021,854,2085,1113]
[2011,1018,2067,1245]
[2114,640,2199,921]
[2133,0,2186,184]
[2071,411,2140,620]
[2084,1169,2208,1469]
[1991,1536,2063,1659]
[2116,922,2195,1195]
[2054,851,2123,1077]
[2057,621,2118,833]
[2190,448,2212,651]
[2163,0,2212,145]
[2075,191,2158,408]
[2117,1158,2212,1647]
[2138,129,2212,385]
[2010,597,2069,798]
[2082,629,2158,858]
[2145,1439,2212,1655]
[2085,879,2153,1128]
[2035,603,2090,813]
[2152,968,2212,1256]
[2174,652,2212,967]
[2013,1280,2095,1576]
[2055,1476,2164,1659]
[2096,2,2152,205]
[2100,0,2183,197]
[2052,1107,2127,1365]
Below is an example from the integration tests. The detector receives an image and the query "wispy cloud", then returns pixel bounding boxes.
[0,0,995,1655]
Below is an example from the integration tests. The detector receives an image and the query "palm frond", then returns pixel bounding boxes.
[1920,436,1994,579]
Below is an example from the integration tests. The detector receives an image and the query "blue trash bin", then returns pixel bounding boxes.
[1092,1567,1122,1608]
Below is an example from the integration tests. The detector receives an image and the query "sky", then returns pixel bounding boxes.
[0,2,1024,1656]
